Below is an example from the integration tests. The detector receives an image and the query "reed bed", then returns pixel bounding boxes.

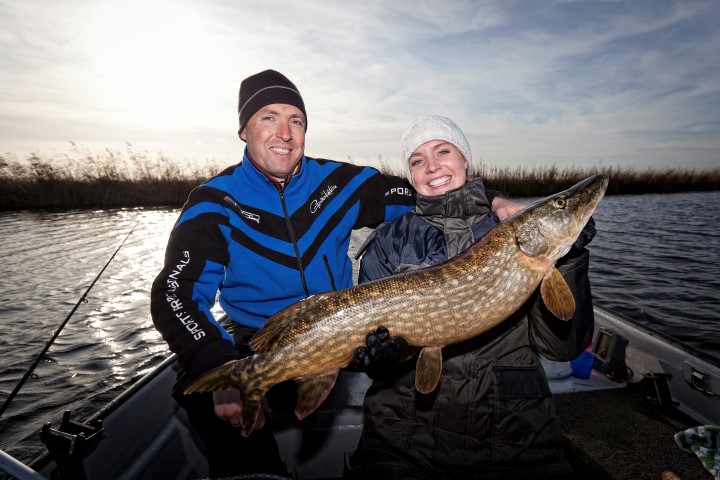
[1,146,718,211]
[470,164,720,197]
[0,145,221,211]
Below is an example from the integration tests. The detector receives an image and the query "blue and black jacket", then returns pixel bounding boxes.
[151,152,414,379]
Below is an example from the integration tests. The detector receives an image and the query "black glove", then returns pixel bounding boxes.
[346,326,408,372]
[572,216,596,251]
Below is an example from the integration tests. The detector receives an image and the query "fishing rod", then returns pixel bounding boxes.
[0,221,140,421]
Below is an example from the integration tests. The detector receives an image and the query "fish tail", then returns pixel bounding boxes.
[239,381,267,437]
[236,358,268,437]
[183,357,267,437]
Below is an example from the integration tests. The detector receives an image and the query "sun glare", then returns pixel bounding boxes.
[88,0,217,126]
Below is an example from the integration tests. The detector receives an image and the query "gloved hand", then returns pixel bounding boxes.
[572,216,596,251]
[346,326,408,372]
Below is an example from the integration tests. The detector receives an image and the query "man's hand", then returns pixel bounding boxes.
[213,389,271,431]
[492,196,525,221]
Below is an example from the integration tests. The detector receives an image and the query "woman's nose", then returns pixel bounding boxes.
[425,158,440,172]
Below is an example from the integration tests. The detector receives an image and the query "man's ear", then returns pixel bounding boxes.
[238,129,246,142]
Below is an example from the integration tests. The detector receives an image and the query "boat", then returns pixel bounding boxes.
[1,305,718,480]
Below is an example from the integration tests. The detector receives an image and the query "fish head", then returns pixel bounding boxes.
[512,174,608,261]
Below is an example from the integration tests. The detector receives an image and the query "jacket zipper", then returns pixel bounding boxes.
[322,254,337,291]
[279,188,310,298]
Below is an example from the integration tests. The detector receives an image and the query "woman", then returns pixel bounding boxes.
[347,116,595,479]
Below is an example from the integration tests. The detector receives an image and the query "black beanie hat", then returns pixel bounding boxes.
[238,69,307,134]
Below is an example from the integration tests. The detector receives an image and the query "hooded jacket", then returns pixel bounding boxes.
[354,179,594,476]
[151,152,414,380]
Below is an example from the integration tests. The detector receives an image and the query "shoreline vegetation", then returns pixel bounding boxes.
[1,146,718,211]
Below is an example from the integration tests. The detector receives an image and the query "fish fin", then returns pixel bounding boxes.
[183,359,246,394]
[294,372,339,420]
[251,294,327,352]
[239,395,264,437]
[540,267,575,321]
[415,346,443,394]
[183,358,265,438]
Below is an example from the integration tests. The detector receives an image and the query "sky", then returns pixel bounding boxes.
[1,0,719,173]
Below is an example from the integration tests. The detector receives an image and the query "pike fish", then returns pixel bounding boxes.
[185,174,609,436]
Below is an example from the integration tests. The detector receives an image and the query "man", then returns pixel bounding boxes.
[151,70,521,478]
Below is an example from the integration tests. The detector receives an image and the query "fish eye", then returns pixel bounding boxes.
[554,198,567,208]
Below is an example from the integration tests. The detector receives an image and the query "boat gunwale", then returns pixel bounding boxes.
[594,304,720,367]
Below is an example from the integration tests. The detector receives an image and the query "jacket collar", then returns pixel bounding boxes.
[241,148,306,192]
[414,179,493,258]
[414,178,491,218]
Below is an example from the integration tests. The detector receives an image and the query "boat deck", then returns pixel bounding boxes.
[555,385,711,480]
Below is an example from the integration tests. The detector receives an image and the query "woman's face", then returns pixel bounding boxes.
[408,140,468,196]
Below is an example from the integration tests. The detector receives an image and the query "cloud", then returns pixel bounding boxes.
[0,0,718,170]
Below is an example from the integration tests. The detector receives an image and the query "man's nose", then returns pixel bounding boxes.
[276,122,292,141]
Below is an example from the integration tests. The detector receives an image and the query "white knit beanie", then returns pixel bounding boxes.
[400,115,472,184]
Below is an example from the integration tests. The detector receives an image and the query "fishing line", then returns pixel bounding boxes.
[0,220,140,421]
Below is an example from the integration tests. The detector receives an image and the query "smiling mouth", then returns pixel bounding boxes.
[428,176,451,188]
[270,147,290,155]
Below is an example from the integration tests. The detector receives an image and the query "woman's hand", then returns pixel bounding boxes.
[492,196,525,220]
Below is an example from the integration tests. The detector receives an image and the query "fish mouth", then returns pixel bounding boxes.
[575,174,608,220]
[577,203,594,223]
[578,174,608,198]
[565,174,608,243]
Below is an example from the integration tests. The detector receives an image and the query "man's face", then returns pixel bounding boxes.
[240,104,306,182]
